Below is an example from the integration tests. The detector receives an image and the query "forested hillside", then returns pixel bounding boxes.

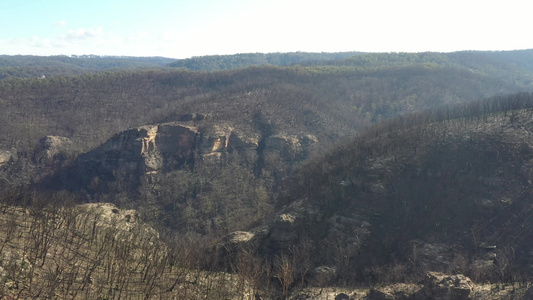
[273,93,533,284]
[0,55,175,79]
[167,51,363,70]
[3,50,533,298]
[0,52,363,78]
[1,50,532,236]
[4,93,533,299]
[2,52,531,153]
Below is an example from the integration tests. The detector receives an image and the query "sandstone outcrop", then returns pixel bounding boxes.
[414,272,474,300]
[0,150,12,167]
[33,135,73,166]
[73,122,315,180]
[76,124,198,175]
[264,133,317,161]
[76,123,266,176]
[76,202,141,230]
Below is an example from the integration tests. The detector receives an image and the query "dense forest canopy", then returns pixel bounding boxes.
[2,50,533,153]
[167,51,364,70]
[0,55,175,79]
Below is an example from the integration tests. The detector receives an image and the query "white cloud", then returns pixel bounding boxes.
[62,27,103,41]
[53,20,66,27]
[0,27,115,56]
[31,36,53,49]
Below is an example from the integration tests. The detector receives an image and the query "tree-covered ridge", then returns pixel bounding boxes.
[278,92,533,285]
[1,59,528,153]
[167,51,364,70]
[313,50,533,86]
[0,55,176,79]
[4,49,533,80]
[0,52,364,79]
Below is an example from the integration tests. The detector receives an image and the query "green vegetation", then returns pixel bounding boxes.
[0,55,175,79]
[167,51,364,70]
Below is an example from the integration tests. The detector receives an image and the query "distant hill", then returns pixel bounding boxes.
[0,55,175,79]
[2,50,532,152]
[0,52,364,79]
[305,50,533,85]
[167,51,364,70]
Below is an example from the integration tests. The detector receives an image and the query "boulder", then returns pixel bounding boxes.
[76,203,142,232]
[307,266,337,286]
[218,227,270,265]
[0,150,12,167]
[266,212,299,251]
[414,272,474,300]
[225,231,256,244]
[367,284,421,300]
[335,292,350,300]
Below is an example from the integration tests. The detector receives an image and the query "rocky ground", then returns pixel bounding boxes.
[290,272,531,299]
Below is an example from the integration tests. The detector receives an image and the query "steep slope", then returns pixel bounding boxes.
[0,200,264,299]
[42,120,316,235]
[243,93,533,285]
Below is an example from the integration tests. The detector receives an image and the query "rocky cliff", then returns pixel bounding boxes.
[70,121,316,181]
[0,150,12,168]
[41,120,318,234]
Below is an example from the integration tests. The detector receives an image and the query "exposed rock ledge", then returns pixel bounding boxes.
[75,122,316,176]
[33,135,73,166]
[75,123,254,175]
[0,150,12,167]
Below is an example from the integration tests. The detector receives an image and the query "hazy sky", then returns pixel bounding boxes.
[1,0,531,58]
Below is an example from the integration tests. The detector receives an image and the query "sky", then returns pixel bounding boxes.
[1,0,532,59]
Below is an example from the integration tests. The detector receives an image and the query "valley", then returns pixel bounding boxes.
[2,51,533,299]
